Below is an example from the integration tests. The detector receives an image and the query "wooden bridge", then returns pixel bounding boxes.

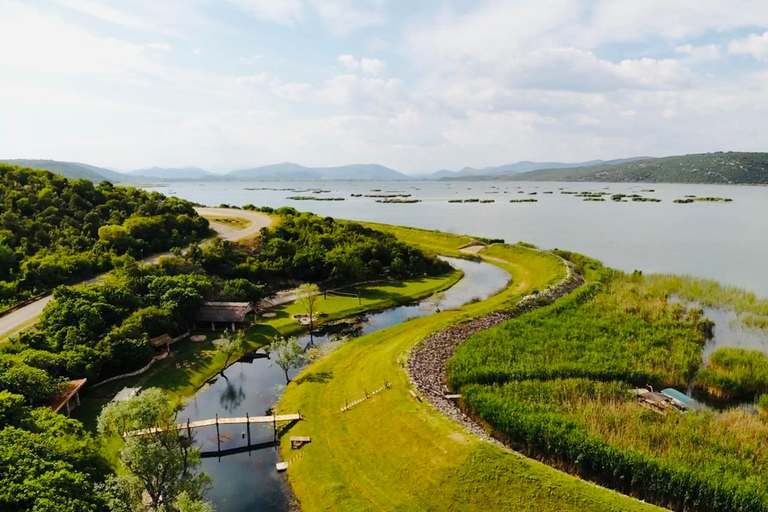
[124,413,302,438]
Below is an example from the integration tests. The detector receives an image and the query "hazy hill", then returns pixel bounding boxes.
[227,162,408,180]
[0,159,125,182]
[130,166,214,179]
[431,157,651,179]
[505,152,768,184]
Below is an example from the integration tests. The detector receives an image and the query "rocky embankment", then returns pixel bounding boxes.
[407,259,584,442]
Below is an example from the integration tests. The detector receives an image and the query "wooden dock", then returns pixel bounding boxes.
[124,413,302,437]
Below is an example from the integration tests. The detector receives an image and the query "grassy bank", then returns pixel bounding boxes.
[277,226,661,512]
[73,270,461,431]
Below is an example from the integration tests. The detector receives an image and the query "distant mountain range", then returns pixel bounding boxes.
[430,157,652,180]
[227,163,408,181]
[3,153,768,185]
[504,152,768,184]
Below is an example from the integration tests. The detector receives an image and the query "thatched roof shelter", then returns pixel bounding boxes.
[196,302,255,323]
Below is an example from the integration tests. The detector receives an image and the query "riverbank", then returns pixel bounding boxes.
[277,227,660,511]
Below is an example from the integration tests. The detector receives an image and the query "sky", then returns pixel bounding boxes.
[1,1,768,174]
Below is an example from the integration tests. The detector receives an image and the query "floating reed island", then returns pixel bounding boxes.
[286,195,346,201]
[376,198,421,204]
[675,196,734,204]
[448,198,495,203]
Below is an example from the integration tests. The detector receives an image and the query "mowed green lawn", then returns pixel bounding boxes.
[278,226,662,512]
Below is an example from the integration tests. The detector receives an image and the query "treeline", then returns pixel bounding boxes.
[201,205,452,285]
[1,206,450,405]
[450,259,768,512]
[0,164,210,310]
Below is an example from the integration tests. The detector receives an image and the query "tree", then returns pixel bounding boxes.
[98,388,212,512]
[429,291,446,312]
[269,337,304,383]
[296,283,320,335]
[218,329,248,377]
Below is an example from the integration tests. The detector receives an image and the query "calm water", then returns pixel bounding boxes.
[177,257,510,512]
[147,180,768,296]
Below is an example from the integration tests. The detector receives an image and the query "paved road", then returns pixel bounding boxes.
[0,208,273,338]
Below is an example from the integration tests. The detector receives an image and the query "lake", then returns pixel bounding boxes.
[145,179,768,296]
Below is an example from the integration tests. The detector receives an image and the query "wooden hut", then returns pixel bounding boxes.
[195,302,255,331]
[151,334,174,352]
[48,378,87,416]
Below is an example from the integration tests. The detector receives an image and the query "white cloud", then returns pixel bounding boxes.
[148,42,172,51]
[674,44,722,62]
[239,54,266,65]
[269,77,313,101]
[360,57,386,75]
[228,0,304,25]
[338,54,359,70]
[54,0,175,35]
[308,0,388,36]
[0,8,160,77]
[728,31,768,61]
[235,73,269,86]
[619,109,637,120]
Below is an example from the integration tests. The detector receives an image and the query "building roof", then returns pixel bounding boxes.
[151,334,173,347]
[196,302,255,323]
[112,387,141,403]
[47,378,87,413]
[661,388,702,411]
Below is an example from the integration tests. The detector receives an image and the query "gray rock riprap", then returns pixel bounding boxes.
[407,259,584,443]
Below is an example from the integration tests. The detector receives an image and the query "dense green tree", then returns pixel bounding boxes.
[0,392,108,512]
[98,389,212,512]
[0,164,209,309]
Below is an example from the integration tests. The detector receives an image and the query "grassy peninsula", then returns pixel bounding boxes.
[277,226,664,512]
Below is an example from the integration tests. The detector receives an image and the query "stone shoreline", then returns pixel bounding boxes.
[407,258,584,444]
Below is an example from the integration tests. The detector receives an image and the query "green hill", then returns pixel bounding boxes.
[0,159,126,182]
[0,164,208,310]
[504,152,768,184]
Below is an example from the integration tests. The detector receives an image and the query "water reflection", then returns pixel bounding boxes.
[178,256,510,512]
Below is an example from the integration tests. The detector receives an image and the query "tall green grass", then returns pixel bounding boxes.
[451,266,768,512]
[695,348,768,399]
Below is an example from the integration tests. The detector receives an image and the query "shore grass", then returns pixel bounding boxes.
[277,226,660,512]
[201,215,253,229]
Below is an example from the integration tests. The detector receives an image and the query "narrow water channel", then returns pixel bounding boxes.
[178,257,511,511]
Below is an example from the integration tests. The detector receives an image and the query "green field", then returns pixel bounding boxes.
[201,215,253,229]
[277,226,661,512]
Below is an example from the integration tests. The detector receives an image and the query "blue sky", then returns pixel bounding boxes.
[1,0,768,173]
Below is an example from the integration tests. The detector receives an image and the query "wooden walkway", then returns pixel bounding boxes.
[124,413,302,437]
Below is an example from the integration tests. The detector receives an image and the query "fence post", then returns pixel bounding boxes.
[215,413,220,452]
[246,412,251,446]
[187,418,191,440]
